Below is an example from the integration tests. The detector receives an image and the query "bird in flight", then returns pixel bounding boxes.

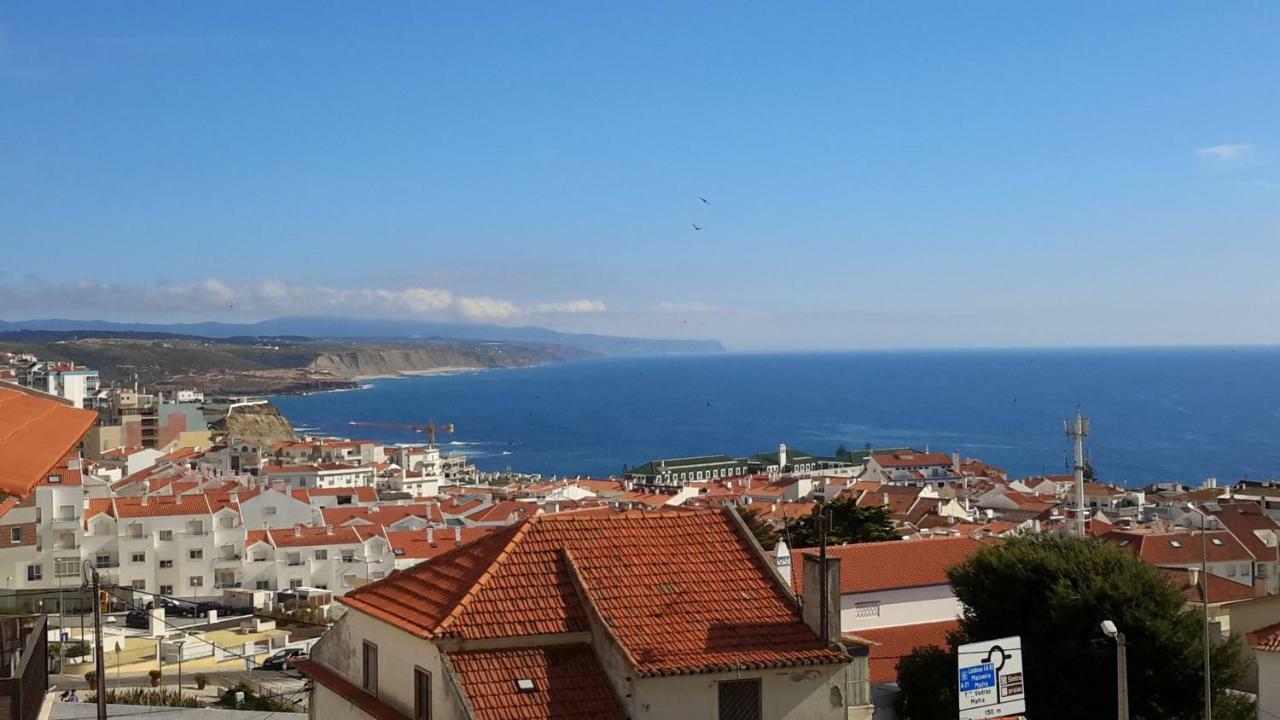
[692,223,702,231]
[698,196,710,205]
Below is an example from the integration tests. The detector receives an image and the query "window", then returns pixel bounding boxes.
[854,601,881,619]
[159,530,173,542]
[314,549,328,560]
[718,679,761,720]
[131,580,145,590]
[189,576,204,588]
[59,504,76,520]
[160,585,173,595]
[1211,538,1224,546]
[131,552,146,563]
[9,528,20,543]
[26,565,42,581]
[362,642,379,695]
[47,474,61,484]
[55,558,79,578]
[263,506,277,516]
[252,553,267,562]
[160,560,173,569]
[256,581,270,590]
[189,549,203,560]
[289,579,303,589]
[414,667,432,720]
[96,555,111,568]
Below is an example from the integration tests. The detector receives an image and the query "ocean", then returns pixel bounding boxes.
[270,348,1280,487]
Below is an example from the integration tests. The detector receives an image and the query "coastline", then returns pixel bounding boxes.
[349,365,489,381]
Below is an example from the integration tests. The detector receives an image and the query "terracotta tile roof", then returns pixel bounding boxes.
[0,385,97,497]
[385,527,493,559]
[290,658,408,720]
[1160,568,1258,605]
[291,486,378,503]
[465,501,531,524]
[447,645,624,720]
[323,503,443,527]
[1106,529,1254,565]
[743,501,816,521]
[792,537,981,595]
[857,620,960,684]
[873,452,953,468]
[439,496,488,515]
[1249,622,1280,653]
[342,510,850,676]
[1207,501,1280,560]
[107,494,237,519]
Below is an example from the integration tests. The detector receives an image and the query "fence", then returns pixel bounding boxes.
[0,615,48,720]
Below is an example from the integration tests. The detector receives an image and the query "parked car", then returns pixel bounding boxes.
[259,647,307,671]
[195,601,226,616]
[125,610,149,630]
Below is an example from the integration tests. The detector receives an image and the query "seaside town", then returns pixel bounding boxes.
[2,348,1278,719]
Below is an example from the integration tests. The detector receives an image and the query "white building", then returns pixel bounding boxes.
[261,463,375,489]
[243,525,393,593]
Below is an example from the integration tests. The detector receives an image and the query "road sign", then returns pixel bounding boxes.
[958,635,1026,719]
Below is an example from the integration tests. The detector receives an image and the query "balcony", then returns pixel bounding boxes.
[284,560,306,567]
[213,581,242,589]
[51,542,79,551]
[51,516,79,528]
[182,530,209,537]
[214,555,242,566]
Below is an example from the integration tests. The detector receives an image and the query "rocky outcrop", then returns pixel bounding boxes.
[220,402,297,448]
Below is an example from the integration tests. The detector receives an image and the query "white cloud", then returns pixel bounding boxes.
[529,299,607,314]
[1195,144,1256,163]
[657,301,717,313]
[455,296,520,321]
[0,278,606,324]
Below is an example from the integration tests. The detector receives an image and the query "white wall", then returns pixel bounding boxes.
[840,584,961,632]
[1259,651,1280,720]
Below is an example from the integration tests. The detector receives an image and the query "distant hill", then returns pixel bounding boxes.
[0,317,724,356]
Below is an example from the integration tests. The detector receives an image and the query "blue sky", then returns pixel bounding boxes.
[1,2,1277,350]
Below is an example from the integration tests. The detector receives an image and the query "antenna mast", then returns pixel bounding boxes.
[1064,410,1090,537]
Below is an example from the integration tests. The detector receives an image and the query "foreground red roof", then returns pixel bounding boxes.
[792,537,981,595]
[0,385,96,497]
[1251,622,1280,652]
[342,509,850,677]
[857,620,961,684]
[447,645,624,720]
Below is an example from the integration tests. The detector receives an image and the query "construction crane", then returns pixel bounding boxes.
[348,420,454,449]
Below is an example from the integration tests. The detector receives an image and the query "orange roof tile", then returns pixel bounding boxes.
[792,537,981,594]
[291,486,378,503]
[1106,529,1253,565]
[873,452,953,468]
[447,645,624,720]
[343,510,850,676]
[248,525,383,548]
[465,501,530,524]
[290,658,408,720]
[385,527,493,559]
[857,620,960,684]
[1250,622,1280,653]
[322,503,442,527]
[1160,568,1258,605]
[0,385,96,497]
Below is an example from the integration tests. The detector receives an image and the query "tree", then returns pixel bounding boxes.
[738,507,778,549]
[896,535,1246,720]
[787,498,898,548]
[896,646,957,720]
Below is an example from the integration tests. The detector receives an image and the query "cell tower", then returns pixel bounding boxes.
[1064,410,1090,537]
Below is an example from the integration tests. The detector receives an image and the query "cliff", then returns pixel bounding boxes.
[219,402,298,447]
[307,342,588,378]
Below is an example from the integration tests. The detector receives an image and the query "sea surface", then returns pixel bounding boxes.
[271,348,1280,487]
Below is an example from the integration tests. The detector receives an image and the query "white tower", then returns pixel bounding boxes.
[778,443,788,471]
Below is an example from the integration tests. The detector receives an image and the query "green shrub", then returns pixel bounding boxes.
[86,688,199,708]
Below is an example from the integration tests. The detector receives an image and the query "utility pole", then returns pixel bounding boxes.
[817,511,829,643]
[1115,630,1129,720]
[82,561,107,720]
[1064,410,1090,537]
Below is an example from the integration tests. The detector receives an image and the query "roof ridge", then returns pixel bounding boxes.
[0,397,60,446]
[435,516,540,635]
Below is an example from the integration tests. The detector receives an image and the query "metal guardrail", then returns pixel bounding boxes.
[0,615,47,720]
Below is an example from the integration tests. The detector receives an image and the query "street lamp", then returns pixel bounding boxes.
[1101,620,1128,720]
[1186,502,1215,720]
[173,640,185,702]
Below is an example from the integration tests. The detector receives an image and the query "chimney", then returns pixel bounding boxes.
[883,492,890,507]
[773,539,793,590]
[325,526,333,536]
[427,526,435,544]
[802,553,841,644]
[454,526,462,543]
[952,451,961,474]
[293,525,301,537]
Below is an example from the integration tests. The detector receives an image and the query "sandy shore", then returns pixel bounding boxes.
[351,366,488,381]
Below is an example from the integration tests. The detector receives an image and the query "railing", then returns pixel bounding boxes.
[183,530,209,537]
[285,560,306,567]
[214,581,243,589]
[0,615,47,720]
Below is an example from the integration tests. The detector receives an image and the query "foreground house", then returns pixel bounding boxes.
[296,508,872,720]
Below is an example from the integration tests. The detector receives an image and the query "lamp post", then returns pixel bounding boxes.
[174,640,185,702]
[1101,620,1128,720]
[1187,503,1215,720]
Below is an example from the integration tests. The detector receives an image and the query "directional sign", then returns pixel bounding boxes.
[958,635,1026,719]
